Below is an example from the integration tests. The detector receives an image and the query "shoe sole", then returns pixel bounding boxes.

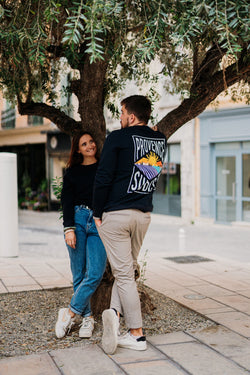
[79,331,92,338]
[102,310,118,354]
[55,309,67,339]
[118,342,147,351]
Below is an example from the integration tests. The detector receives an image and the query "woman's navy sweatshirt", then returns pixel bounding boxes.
[93,126,166,218]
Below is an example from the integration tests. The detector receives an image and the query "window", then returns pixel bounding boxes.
[1,102,16,129]
[158,143,181,196]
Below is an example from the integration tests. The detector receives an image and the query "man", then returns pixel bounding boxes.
[93,95,166,354]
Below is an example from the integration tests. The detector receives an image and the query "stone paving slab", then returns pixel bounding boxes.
[110,342,167,364]
[120,359,184,375]
[50,344,124,375]
[158,341,248,375]
[148,331,195,345]
[206,311,250,338]
[187,325,250,370]
[1,330,249,375]
[0,353,61,375]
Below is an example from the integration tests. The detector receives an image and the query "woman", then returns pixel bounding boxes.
[55,131,107,339]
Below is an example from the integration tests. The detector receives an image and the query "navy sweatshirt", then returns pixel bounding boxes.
[93,126,166,218]
[61,163,98,228]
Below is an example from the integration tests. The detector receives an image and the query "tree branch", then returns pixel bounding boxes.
[157,51,250,139]
[192,43,226,87]
[17,100,81,135]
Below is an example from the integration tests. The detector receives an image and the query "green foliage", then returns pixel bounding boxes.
[0,0,249,118]
[52,176,63,201]
[171,0,249,56]
[52,176,63,218]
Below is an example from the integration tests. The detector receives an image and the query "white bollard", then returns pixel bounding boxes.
[178,227,186,254]
[0,153,19,257]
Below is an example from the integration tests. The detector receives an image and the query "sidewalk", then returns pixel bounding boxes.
[0,211,250,374]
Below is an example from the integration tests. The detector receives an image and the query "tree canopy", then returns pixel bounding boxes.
[0,0,249,140]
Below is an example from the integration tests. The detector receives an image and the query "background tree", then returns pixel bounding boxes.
[0,0,249,143]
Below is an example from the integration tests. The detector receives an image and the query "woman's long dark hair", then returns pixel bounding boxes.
[66,131,100,168]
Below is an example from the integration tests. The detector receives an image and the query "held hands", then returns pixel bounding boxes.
[65,231,76,249]
[94,218,102,227]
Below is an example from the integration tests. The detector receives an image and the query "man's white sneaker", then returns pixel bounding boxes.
[118,332,147,351]
[55,308,75,339]
[79,316,94,338]
[101,309,120,354]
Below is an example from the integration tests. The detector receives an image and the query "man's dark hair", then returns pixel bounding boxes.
[121,95,151,124]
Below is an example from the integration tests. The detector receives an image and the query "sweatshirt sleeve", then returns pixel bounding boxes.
[61,171,75,228]
[92,131,119,218]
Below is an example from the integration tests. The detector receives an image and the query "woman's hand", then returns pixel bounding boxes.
[65,231,76,249]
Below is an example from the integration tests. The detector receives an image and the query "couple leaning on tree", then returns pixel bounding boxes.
[55,95,167,354]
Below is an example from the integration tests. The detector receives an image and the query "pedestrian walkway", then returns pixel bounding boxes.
[0,211,250,374]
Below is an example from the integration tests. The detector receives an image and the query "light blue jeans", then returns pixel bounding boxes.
[66,205,107,317]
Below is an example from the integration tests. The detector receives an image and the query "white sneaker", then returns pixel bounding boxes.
[101,309,120,354]
[118,332,147,351]
[79,316,94,338]
[55,308,75,338]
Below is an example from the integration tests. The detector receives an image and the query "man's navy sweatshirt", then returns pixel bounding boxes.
[93,125,166,218]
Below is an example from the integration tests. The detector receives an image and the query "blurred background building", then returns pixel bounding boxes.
[0,81,249,225]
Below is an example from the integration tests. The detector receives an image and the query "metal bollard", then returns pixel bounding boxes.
[178,227,186,254]
[0,153,19,257]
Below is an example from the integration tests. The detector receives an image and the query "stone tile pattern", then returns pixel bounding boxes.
[144,253,250,339]
[0,329,249,375]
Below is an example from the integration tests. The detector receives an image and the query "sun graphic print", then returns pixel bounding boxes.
[135,151,163,180]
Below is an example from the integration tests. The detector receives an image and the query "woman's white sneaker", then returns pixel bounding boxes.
[118,332,147,351]
[101,309,120,354]
[79,316,94,338]
[55,308,75,338]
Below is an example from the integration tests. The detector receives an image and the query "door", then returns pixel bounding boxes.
[213,142,250,223]
[242,153,250,221]
[215,155,236,222]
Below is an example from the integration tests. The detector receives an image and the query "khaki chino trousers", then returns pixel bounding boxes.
[97,209,151,329]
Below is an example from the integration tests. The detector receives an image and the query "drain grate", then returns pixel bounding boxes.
[164,255,213,264]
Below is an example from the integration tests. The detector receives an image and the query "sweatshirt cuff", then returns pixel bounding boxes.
[64,226,76,232]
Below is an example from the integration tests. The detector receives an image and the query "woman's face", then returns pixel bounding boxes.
[78,134,97,159]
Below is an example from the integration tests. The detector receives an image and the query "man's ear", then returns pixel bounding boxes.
[129,113,135,124]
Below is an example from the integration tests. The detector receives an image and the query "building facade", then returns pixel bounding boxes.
[0,88,249,224]
[199,106,250,224]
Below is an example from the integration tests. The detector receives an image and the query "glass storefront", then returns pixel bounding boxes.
[242,153,250,222]
[153,143,181,216]
[213,142,250,223]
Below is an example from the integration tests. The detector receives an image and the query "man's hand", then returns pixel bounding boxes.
[94,218,102,227]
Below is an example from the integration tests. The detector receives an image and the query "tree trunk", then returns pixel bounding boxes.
[72,56,108,150]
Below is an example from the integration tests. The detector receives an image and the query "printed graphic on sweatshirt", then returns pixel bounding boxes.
[128,135,166,194]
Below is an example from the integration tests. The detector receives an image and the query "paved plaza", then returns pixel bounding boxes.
[0,210,250,374]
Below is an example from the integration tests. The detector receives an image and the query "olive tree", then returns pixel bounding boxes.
[0,0,249,142]
[0,0,249,313]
